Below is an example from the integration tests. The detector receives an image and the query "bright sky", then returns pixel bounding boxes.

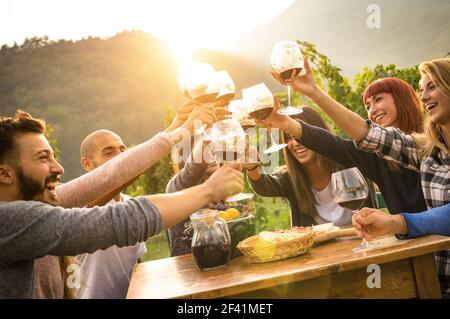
[0,0,294,58]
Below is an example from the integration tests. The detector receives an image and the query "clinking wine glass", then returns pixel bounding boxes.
[202,70,236,141]
[270,41,304,116]
[214,71,236,107]
[228,99,256,132]
[243,83,287,154]
[331,167,370,252]
[211,119,254,202]
[178,61,220,136]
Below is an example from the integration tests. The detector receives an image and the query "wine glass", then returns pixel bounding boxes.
[331,167,370,252]
[202,70,236,141]
[177,61,220,136]
[243,83,287,154]
[212,119,254,202]
[228,99,256,132]
[270,41,304,116]
[214,71,236,107]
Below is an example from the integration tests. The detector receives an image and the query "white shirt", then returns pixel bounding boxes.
[312,183,353,226]
[74,194,147,299]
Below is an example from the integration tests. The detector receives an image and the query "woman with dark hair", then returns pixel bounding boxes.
[246,106,375,227]
[264,77,428,217]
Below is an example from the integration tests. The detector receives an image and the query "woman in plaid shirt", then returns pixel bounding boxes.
[272,57,450,297]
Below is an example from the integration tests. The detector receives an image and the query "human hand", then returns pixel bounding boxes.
[204,166,244,202]
[352,208,405,240]
[271,57,319,98]
[180,103,217,135]
[165,100,200,132]
[258,96,302,138]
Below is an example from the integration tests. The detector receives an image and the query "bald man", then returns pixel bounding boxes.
[74,130,146,299]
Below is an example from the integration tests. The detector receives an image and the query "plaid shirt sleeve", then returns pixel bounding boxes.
[354,121,421,172]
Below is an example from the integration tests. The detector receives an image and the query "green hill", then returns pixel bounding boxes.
[0,31,265,181]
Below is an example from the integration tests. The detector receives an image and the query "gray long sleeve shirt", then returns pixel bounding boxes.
[166,163,208,256]
[0,197,162,298]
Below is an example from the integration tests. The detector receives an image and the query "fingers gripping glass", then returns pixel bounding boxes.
[270,41,304,116]
[211,119,254,202]
[331,167,370,252]
[242,83,287,154]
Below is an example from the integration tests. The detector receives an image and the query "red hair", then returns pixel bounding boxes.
[363,77,423,134]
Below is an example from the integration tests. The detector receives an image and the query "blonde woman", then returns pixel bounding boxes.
[273,57,450,297]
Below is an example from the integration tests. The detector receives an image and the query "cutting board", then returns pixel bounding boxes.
[313,227,357,244]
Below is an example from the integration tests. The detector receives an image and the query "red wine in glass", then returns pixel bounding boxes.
[337,197,366,210]
[194,92,219,104]
[248,107,273,120]
[280,67,303,82]
[215,93,235,106]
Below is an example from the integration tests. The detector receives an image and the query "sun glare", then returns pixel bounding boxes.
[2,0,294,63]
[130,0,295,62]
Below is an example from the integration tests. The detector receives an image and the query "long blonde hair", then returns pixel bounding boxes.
[413,58,450,157]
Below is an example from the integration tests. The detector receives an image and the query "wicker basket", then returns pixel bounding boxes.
[237,227,315,263]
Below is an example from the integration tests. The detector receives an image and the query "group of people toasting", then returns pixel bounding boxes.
[169,46,450,298]
[0,38,449,298]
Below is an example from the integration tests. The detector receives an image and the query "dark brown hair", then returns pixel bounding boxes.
[281,106,340,217]
[0,110,46,163]
[363,77,424,134]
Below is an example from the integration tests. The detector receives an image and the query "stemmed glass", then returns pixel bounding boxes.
[270,41,304,116]
[212,119,254,202]
[331,167,370,252]
[243,83,287,154]
[214,71,236,106]
[202,70,237,141]
[178,62,220,136]
[228,99,256,132]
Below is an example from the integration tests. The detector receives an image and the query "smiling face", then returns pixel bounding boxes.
[82,132,126,171]
[420,74,450,126]
[286,135,316,165]
[13,133,64,204]
[365,92,400,128]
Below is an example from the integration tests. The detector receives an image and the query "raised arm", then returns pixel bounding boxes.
[56,104,217,208]
[0,166,243,264]
[272,58,369,141]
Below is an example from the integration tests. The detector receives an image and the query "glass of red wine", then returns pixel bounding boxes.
[243,83,287,154]
[331,167,370,252]
[212,119,254,202]
[270,41,304,116]
[214,71,235,107]
[228,99,256,132]
[178,62,220,137]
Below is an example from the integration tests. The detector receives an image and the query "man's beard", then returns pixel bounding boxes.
[15,166,44,201]
[15,166,59,203]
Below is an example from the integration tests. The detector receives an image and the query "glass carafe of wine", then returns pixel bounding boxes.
[270,41,304,116]
[243,83,287,154]
[331,167,370,252]
[212,119,254,202]
[190,209,231,271]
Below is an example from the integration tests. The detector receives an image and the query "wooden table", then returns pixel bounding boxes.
[127,235,450,299]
